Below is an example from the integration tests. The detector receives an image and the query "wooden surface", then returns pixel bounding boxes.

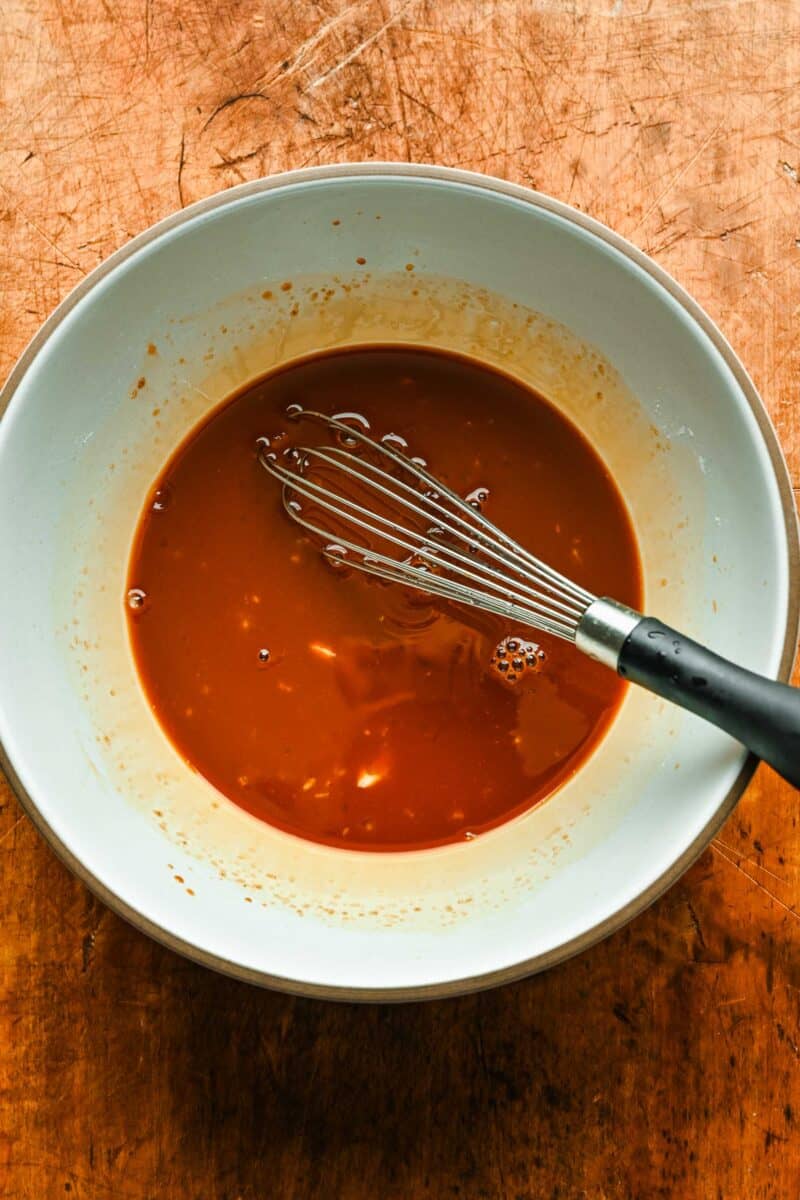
[2,1,800,1195]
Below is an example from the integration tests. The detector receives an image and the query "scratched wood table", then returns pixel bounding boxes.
[2,1,800,1196]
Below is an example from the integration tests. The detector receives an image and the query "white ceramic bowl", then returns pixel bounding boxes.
[0,165,797,1000]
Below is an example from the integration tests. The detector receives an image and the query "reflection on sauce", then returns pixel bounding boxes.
[127,346,642,851]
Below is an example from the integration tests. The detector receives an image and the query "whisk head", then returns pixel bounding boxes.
[257,409,596,642]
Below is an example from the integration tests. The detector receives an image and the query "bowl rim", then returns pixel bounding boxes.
[1,161,798,1001]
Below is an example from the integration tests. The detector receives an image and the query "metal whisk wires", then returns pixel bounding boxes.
[257,410,596,642]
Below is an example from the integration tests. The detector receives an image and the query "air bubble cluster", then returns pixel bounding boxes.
[490,636,545,685]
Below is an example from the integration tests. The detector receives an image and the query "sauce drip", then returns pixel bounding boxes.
[127,346,642,851]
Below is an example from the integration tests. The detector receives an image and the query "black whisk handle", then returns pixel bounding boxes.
[617,617,800,790]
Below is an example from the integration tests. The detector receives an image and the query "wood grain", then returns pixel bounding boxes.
[2,1,800,1195]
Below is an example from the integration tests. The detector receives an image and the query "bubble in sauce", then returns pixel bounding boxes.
[151,486,171,512]
[127,587,148,612]
[324,543,349,570]
[285,403,304,420]
[257,648,271,666]
[333,411,370,449]
[333,411,370,429]
[381,432,409,453]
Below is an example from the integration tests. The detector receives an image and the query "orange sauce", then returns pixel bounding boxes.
[127,346,642,850]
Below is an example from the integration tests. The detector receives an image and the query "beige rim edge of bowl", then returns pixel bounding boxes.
[1,162,797,1002]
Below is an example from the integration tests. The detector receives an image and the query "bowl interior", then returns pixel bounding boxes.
[0,168,794,997]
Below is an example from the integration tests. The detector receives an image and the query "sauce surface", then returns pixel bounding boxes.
[127,346,642,850]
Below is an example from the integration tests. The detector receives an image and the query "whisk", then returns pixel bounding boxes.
[259,409,800,790]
